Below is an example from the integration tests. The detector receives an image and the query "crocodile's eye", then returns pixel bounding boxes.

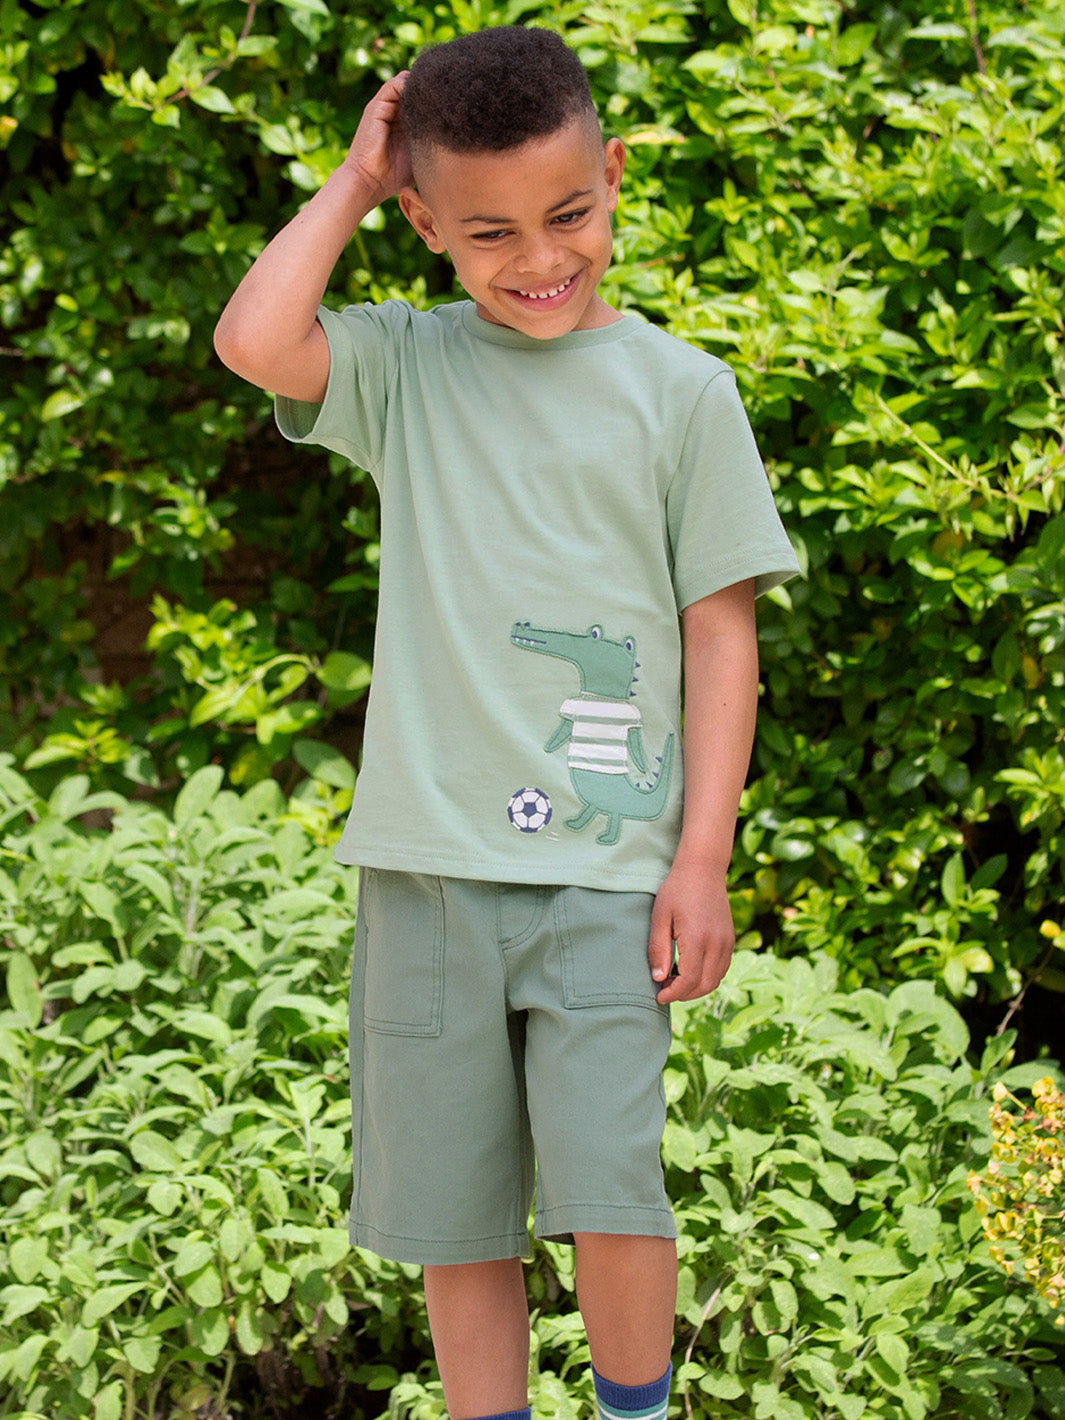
[590,626,602,640]
[624,638,635,653]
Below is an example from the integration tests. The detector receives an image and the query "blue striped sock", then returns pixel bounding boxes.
[466,1410,530,1420]
[592,1363,672,1420]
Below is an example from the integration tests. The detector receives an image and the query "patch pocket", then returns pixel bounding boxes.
[360,870,445,1037]
[555,886,665,1014]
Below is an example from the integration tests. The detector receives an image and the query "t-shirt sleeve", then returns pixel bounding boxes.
[666,368,800,609]
[273,301,405,473]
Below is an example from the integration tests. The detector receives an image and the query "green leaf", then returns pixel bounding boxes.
[47,775,91,821]
[662,1119,699,1171]
[189,684,244,727]
[148,1181,182,1216]
[6,952,41,1026]
[13,1331,49,1382]
[64,1325,99,1369]
[319,650,372,693]
[25,1133,61,1176]
[889,759,927,796]
[880,1266,936,1313]
[835,23,877,65]
[761,1189,837,1231]
[124,1333,162,1373]
[83,1283,145,1327]
[125,862,177,914]
[131,1130,183,1172]
[260,887,338,919]
[847,1246,908,1277]
[80,880,125,933]
[172,1009,233,1045]
[907,21,967,39]
[769,1278,798,1326]
[816,1159,856,1204]
[698,1371,746,1400]
[189,1307,230,1356]
[941,852,966,908]
[2,1284,49,1323]
[274,0,332,14]
[875,1330,910,1377]
[173,1240,215,1276]
[93,1381,123,1420]
[293,738,356,789]
[186,1265,224,1308]
[113,958,147,991]
[190,84,235,113]
[791,1353,839,1395]
[174,763,225,825]
[9,1237,48,1284]
[804,1255,858,1303]
[235,1300,265,1354]
[261,1260,291,1303]
[71,965,118,1004]
[40,388,86,421]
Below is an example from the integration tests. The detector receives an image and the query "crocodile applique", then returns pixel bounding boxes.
[510,621,675,845]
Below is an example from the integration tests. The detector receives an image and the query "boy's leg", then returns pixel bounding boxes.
[573,1233,676,1385]
[423,1257,531,1420]
[509,886,677,1411]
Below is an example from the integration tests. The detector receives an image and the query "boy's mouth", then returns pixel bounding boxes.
[510,273,578,303]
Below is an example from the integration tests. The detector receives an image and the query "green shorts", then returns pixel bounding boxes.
[348,870,676,1265]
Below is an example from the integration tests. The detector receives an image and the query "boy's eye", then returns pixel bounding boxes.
[471,229,509,242]
[553,208,590,226]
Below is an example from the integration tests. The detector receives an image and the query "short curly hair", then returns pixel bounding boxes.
[400,26,599,167]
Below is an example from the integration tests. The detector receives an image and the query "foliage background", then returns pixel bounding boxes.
[3,0,1065,1009]
[2,0,1065,1415]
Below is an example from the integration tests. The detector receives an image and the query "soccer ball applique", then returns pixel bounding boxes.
[507,787,552,833]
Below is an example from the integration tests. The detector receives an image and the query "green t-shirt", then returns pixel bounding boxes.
[277,299,799,893]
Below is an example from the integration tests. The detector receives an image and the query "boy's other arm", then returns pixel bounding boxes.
[649,579,759,1004]
[213,73,412,403]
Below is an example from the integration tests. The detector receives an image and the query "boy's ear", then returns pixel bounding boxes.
[399,187,447,254]
[603,137,625,213]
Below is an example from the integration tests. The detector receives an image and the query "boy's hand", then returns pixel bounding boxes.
[344,72,414,208]
[648,859,736,1004]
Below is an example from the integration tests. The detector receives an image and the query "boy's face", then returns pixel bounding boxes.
[399,119,625,339]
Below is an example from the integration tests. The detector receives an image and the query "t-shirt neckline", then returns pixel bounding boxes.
[459,301,638,350]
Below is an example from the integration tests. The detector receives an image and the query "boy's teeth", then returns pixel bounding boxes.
[519,277,571,299]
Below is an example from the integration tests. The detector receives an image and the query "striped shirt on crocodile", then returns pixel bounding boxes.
[559,696,641,775]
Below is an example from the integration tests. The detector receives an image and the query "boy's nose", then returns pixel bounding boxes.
[513,230,565,274]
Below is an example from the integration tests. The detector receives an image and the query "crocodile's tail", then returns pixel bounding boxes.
[570,732,675,825]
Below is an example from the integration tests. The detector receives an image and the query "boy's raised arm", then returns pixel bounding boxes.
[213,73,412,404]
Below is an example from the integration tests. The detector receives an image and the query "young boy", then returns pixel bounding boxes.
[214,26,798,1420]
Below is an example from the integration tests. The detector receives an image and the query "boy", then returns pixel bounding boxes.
[214,26,798,1420]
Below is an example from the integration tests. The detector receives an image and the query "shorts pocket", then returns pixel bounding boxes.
[555,886,665,1013]
[359,869,445,1037]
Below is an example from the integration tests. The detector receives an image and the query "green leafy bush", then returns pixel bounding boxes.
[2,761,1062,1418]
[0,758,425,1419]
[3,0,1065,1006]
[660,956,1065,1420]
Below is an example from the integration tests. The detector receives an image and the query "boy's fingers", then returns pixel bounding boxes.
[656,933,734,1003]
[655,947,693,1003]
[647,908,675,985]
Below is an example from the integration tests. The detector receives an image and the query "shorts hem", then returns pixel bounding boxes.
[534,1202,677,1245]
[350,1218,532,1265]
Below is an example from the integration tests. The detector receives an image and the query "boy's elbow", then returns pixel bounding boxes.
[213,310,254,380]
[212,311,329,403]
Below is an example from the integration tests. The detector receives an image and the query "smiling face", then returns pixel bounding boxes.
[399,118,625,339]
